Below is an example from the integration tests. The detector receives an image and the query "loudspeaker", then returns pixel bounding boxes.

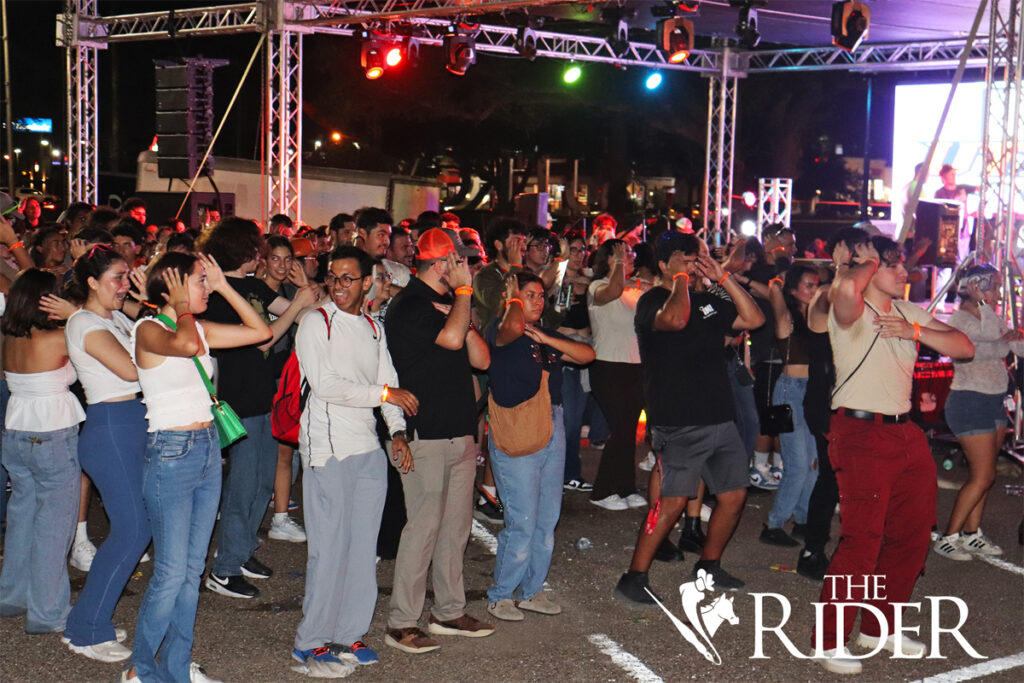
[514,192,548,227]
[153,58,227,179]
[914,199,960,268]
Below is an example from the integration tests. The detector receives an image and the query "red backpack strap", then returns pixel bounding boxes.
[318,307,331,339]
[363,313,379,340]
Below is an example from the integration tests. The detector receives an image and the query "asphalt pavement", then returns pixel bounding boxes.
[1,438,1022,682]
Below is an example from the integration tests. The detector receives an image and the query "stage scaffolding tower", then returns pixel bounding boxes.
[59,0,99,206]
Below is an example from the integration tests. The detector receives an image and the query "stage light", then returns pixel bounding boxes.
[444,25,476,76]
[831,1,870,52]
[658,18,693,63]
[729,0,764,48]
[385,45,403,67]
[740,219,757,236]
[609,19,630,58]
[645,72,663,90]
[361,41,384,79]
[742,191,757,208]
[331,131,342,143]
[563,63,582,84]
[515,26,538,61]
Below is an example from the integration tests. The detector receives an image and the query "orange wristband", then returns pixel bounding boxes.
[381,384,389,403]
[769,277,784,287]
[454,286,473,296]
[9,241,23,250]
[507,297,524,307]
[672,272,689,282]
[912,322,921,342]
[718,273,731,286]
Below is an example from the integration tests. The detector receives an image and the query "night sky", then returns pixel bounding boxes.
[3,1,965,212]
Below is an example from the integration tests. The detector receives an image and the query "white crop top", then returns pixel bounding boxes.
[66,309,142,404]
[4,361,86,432]
[131,317,215,432]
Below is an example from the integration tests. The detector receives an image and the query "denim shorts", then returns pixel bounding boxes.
[944,389,1009,437]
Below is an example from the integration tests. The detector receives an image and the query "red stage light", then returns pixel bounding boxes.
[385,46,403,67]
[365,65,383,80]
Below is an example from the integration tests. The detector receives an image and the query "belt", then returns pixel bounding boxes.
[832,407,909,424]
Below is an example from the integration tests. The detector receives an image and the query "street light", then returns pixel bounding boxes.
[40,139,49,147]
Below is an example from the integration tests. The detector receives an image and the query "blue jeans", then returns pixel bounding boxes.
[65,400,151,647]
[213,413,276,577]
[132,426,221,683]
[0,379,9,527]
[729,367,759,461]
[561,367,586,483]
[0,425,80,632]
[487,406,565,603]
[768,375,818,528]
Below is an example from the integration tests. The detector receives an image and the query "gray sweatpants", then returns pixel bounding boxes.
[294,449,386,650]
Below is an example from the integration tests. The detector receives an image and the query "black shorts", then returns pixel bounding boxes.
[651,422,749,499]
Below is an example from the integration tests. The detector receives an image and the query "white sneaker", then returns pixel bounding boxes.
[139,552,151,563]
[590,494,629,511]
[70,539,98,572]
[624,493,648,509]
[65,638,132,662]
[933,534,972,561]
[190,662,223,683]
[62,627,126,645]
[269,516,307,543]
[638,451,656,472]
[855,631,927,657]
[700,503,713,523]
[813,646,863,674]
[959,529,1003,556]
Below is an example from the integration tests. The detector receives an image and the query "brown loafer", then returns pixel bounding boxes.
[427,613,496,638]
[383,627,441,654]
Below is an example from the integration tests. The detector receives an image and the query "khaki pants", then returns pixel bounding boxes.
[388,435,476,628]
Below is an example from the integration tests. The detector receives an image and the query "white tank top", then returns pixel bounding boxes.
[4,361,86,432]
[131,317,215,432]
[66,309,142,404]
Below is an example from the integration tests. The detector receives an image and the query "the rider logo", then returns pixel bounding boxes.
[646,568,738,665]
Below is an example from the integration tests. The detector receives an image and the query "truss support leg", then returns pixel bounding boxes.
[702,72,737,246]
[61,0,98,205]
[265,29,302,223]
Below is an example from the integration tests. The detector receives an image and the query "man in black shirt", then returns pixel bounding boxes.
[383,228,494,653]
[615,233,765,603]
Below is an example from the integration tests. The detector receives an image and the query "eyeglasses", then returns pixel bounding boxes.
[325,273,362,287]
[529,242,551,251]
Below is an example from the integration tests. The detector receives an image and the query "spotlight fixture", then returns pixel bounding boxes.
[651,1,700,19]
[361,42,384,79]
[563,63,582,84]
[609,19,630,58]
[515,26,538,61]
[735,5,760,48]
[658,18,693,63]
[831,1,870,52]
[645,72,663,90]
[384,45,403,67]
[443,24,476,76]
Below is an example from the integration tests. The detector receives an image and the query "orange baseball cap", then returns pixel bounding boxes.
[290,237,315,258]
[416,228,476,260]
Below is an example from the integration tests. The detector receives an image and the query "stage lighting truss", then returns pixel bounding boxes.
[831,1,870,52]
[444,23,477,75]
[658,18,694,63]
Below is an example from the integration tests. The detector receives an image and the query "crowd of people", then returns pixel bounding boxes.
[0,189,1013,679]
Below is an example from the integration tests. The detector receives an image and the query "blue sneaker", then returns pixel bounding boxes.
[291,646,356,678]
[749,466,779,491]
[330,641,379,665]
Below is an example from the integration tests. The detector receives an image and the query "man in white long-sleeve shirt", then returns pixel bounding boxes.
[291,246,418,678]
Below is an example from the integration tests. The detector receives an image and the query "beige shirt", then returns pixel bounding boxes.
[829,298,932,415]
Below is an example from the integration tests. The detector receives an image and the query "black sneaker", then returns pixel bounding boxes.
[791,523,808,540]
[677,525,706,554]
[241,556,273,580]
[759,524,800,547]
[473,486,505,526]
[653,537,683,563]
[692,562,745,591]
[614,572,658,606]
[205,573,259,599]
[796,548,830,581]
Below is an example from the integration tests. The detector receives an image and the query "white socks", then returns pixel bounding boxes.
[273,512,288,524]
[75,521,89,545]
[753,451,770,468]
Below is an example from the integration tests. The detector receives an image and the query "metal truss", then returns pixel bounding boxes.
[758,178,792,232]
[741,37,997,74]
[58,0,99,205]
[702,70,737,246]
[265,28,303,221]
[76,3,264,44]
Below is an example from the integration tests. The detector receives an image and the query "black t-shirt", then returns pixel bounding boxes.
[202,276,278,418]
[635,287,737,427]
[384,277,477,440]
[485,320,566,408]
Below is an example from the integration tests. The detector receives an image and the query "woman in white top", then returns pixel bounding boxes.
[934,265,1023,561]
[124,251,270,683]
[61,245,149,662]
[586,238,647,511]
[0,269,86,634]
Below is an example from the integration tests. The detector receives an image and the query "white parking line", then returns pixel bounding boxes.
[978,554,1024,577]
[470,519,498,555]
[588,633,664,683]
[912,650,1024,682]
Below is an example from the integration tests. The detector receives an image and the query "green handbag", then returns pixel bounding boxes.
[157,314,247,448]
